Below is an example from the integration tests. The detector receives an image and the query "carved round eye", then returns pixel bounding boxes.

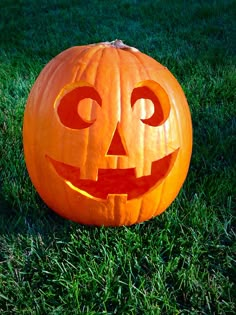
[57,84,102,129]
[131,80,170,126]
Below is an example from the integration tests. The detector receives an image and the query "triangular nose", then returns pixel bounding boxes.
[107,124,127,156]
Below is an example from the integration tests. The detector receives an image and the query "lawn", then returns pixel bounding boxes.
[0,0,235,314]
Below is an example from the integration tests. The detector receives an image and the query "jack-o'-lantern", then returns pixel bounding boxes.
[23,40,192,226]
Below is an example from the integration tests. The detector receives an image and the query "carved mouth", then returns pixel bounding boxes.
[46,149,179,200]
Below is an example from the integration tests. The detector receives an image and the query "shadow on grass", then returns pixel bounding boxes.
[0,179,166,241]
[0,195,12,216]
[0,185,72,238]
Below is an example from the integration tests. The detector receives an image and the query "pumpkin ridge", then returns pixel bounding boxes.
[35,58,74,195]
[84,47,108,178]
[53,47,103,183]
[131,53,181,190]
[74,45,104,82]
[116,47,125,169]
[71,46,93,82]
[123,48,151,180]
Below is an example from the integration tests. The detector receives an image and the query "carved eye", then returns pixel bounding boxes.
[131,80,170,126]
[57,83,102,129]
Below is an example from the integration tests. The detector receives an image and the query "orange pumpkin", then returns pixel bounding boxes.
[23,40,192,226]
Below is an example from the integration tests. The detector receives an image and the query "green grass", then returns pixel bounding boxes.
[0,0,235,314]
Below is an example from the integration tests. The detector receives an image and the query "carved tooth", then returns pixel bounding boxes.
[79,165,98,181]
[135,161,152,178]
[107,194,128,203]
[134,167,144,178]
[143,162,153,177]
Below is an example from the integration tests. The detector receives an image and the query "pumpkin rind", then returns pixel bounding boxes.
[23,41,192,226]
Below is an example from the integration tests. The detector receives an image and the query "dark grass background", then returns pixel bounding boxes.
[0,0,235,314]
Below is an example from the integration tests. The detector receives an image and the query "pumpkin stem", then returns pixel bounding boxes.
[99,39,139,52]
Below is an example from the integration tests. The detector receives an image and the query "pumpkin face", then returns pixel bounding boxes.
[23,40,192,226]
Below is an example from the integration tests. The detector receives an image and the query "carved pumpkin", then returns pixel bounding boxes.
[23,40,192,226]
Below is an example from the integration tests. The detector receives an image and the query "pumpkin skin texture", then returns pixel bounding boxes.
[23,40,192,226]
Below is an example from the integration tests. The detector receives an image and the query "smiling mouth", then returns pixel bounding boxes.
[46,149,179,200]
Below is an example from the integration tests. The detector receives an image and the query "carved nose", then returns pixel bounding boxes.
[107,124,127,156]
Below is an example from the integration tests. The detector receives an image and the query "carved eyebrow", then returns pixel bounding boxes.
[131,80,170,126]
[56,84,101,129]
